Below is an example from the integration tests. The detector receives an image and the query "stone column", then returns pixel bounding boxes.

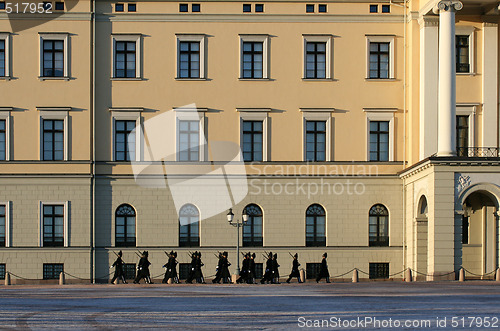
[434,0,463,156]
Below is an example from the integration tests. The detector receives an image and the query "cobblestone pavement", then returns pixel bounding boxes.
[0,281,499,330]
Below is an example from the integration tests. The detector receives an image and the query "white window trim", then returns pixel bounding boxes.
[38,33,70,80]
[0,110,11,160]
[238,110,269,162]
[455,26,475,75]
[111,34,142,79]
[456,104,476,148]
[174,108,206,161]
[364,109,396,161]
[302,35,333,80]
[239,34,269,79]
[0,33,11,79]
[176,34,206,79]
[301,111,333,161]
[38,110,69,161]
[366,35,395,79]
[111,111,142,162]
[39,201,70,248]
[0,201,11,247]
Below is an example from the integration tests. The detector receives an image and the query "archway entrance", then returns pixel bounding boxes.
[461,191,498,277]
[415,196,428,280]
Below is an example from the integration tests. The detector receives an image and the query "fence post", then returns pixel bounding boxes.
[59,272,65,285]
[405,268,412,282]
[352,269,359,283]
[299,269,305,283]
[495,268,500,282]
[458,268,465,282]
[4,272,10,286]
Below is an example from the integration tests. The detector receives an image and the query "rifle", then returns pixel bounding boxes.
[135,251,141,258]
[288,252,294,258]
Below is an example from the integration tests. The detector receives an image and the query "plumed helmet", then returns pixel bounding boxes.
[143,251,148,257]
[170,250,174,256]
[294,253,298,259]
[173,251,177,258]
[268,252,273,258]
[223,251,228,257]
[323,252,327,258]
[118,250,123,257]
[252,253,256,258]
[273,253,277,259]
[198,252,202,258]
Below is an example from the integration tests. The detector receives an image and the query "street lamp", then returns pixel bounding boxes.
[227,208,249,276]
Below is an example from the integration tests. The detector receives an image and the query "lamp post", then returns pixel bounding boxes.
[227,208,249,275]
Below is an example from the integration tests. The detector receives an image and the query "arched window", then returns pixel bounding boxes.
[243,204,263,247]
[115,204,136,247]
[418,196,428,217]
[179,204,200,247]
[306,204,326,247]
[369,204,389,246]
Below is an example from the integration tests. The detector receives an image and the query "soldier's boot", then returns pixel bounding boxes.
[326,277,330,283]
[297,277,302,283]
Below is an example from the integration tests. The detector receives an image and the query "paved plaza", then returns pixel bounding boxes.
[0,281,499,330]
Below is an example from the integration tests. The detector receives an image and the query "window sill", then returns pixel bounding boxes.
[0,76,11,81]
[38,76,71,81]
[302,78,335,82]
[365,78,396,81]
[175,78,208,81]
[456,72,476,76]
[239,78,271,81]
[111,77,144,81]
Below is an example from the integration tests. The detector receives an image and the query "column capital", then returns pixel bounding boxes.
[433,0,463,14]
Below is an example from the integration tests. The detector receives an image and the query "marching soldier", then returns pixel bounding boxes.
[162,251,179,284]
[247,252,256,284]
[237,253,249,284]
[221,251,232,283]
[286,253,302,283]
[195,252,205,283]
[110,250,127,284]
[316,252,331,283]
[212,252,224,283]
[134,251,152,284]
[261,252,274,284]
[272,253,280,284]
[185,251,197,284]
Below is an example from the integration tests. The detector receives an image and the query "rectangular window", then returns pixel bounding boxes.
[115,120,136,161]
[369,42,390,79]
[0,205,5,247]
[305,42,326,79]
[179,3,188,12]
[0,2,5,10]
[318,4,327,12]
[456,35,470,73]
[306,263,321,279]
[0,39,5,77]
[42,119,64,161]
[456,115,469,156]
[370,4,378,12]
[0,264,4,280]
[114,41,136,78]
[369,121,389,161]
[55,2,64,10]
[242,121,263,162]
[243,4,251,12]
[0,119,5,160]
[178,120,199,161]
[255,263,263,279]
[192,3,200,12]
[255,4,264,12]
[42,40,64,77]
[128,3,136,12]
[43,204,64,247]
[369,263,389,279]
[124,263,136,280]
[242,42,263,79]
[179,263,191,280]
[115,3,124,11]
[178,41,200,79]
[43,263,64,280]
[305,120,326,162]
[462,215,469,244]
[381,4,390,13]
[306,4,314,12]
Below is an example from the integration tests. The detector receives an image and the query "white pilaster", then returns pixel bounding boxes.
[482,23,498,148]
[419,17,439,160]
[434,0,463,156]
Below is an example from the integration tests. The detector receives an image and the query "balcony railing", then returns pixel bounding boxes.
[457,147,500,158]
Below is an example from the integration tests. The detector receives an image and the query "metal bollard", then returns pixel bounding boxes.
[458,268,465,282]
[59,272,65,285]
[299,269,305,283]
[4,272,10,286]
[405,268,412,282]
[496,268,500,282]
[352,269,359,283]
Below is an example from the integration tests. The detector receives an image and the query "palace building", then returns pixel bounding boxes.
[0,0,499,283]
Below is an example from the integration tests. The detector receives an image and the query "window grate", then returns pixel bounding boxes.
[179,263,191,280]
[124,263,136,280]
[306,263,321,279]
[0,264,4,280]
[43,263,64,280]
[369,263,389,279]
